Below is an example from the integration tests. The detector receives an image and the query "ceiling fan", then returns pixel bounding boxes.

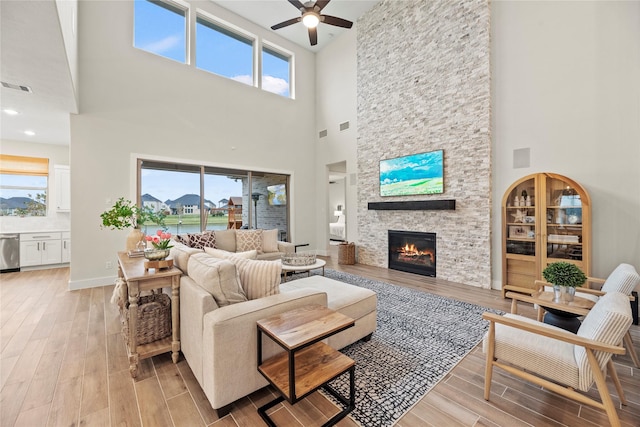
[271,0,353,46]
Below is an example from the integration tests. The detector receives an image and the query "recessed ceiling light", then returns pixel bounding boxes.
[24,130,36,136]
[3,109,19,115]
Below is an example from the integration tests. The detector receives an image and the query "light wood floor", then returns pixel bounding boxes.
[1,256,638,427]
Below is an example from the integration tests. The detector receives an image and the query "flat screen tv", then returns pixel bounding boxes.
[379,150,444,196]
[267,184,286,205]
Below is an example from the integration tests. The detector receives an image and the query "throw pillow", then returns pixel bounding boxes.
[187,253,247,307]
[236,229,264,254]
[213,229,236,252]
[204,247,258,260]
[174,234,190,246]
[231,257,282,300]
[262,229,279,253]
[188,230,216,249]
[170,239,203,273]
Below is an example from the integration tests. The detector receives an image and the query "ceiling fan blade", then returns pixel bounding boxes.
[288,0,306,11]
[271,17,302,30]
[321,15,353,29]
[314,0,331,12]
[308,27,318,46]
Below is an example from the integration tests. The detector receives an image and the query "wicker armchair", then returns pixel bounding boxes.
[483,292,632,427]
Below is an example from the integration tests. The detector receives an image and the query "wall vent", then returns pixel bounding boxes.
[1,81,32,93]
[319,129,328,138]
[339,121,350,131]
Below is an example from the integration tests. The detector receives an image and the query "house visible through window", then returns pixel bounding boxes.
[0,154,48,216]
[134,0,187,63]
[138,159,289,239]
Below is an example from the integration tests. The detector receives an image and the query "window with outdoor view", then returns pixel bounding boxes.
[0,154,48,217]
[262,44,291,98]
[134,0,187,63]
[138,159,289,240]
[196,15,254,85]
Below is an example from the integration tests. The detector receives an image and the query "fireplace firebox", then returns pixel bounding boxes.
[388,230,436,277]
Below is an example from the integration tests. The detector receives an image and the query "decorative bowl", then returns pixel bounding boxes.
[281,252,317,266]
[144,248,170,261]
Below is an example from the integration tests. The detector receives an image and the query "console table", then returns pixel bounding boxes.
[117,252,181,377]
[256,304,356,426]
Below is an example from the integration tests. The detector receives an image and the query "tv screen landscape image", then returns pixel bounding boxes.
[379,150,444,196]
[267,184,286,205]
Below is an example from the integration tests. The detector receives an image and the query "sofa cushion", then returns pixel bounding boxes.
[170,240,203,273]
[187,253,247,307]
[280,276,377,322]
[214,229,236,252]
[236,229,264,254]
[204,247,258,260]
[262,229,279,253]
[230,256,282,300]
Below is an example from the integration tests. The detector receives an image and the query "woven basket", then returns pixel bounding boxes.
[121,293,172,345]
[338,242,356,265]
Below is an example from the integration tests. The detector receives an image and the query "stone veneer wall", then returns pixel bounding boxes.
[357,0,492,288]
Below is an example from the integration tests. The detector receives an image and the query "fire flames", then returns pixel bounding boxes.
[395,243,434,266]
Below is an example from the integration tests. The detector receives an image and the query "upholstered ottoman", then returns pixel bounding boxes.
[280,275,377,349]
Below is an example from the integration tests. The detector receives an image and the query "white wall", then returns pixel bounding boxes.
[0,140,70,233]
[70,0,317,288]
[315,29,359,249]
[491,0,640,284]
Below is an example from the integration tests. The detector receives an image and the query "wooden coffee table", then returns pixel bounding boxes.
[256,304,355,427]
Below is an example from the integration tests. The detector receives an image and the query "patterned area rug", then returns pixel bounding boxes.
[294,269,502,427]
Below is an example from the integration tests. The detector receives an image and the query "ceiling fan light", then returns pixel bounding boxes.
[302,12,320,28]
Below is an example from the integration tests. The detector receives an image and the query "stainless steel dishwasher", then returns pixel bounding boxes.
[0,234,20,272]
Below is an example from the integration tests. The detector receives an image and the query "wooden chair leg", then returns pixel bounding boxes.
[587,349,622,427]
[623,331,640,368]
[537,306,544,322]
[607,359,627,406]
[484,323,495,401]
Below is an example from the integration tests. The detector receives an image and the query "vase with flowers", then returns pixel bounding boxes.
[144,230,174,261]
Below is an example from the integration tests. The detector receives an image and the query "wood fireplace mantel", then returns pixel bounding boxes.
[368,200,456,211]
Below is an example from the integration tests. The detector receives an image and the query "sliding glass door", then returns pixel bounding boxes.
[138,159,290,241]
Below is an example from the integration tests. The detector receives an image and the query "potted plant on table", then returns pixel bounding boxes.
[100,197,166,251]
[542,261,587,302]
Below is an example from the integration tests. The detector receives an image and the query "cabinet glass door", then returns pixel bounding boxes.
[505,177,536,257]
[544,176,583,263]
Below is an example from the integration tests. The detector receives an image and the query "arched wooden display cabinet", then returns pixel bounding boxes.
[501,173,591,298]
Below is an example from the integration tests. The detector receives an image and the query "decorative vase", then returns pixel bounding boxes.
[553,285,575,303]
[126,228,144,252]
[144,248,170,261]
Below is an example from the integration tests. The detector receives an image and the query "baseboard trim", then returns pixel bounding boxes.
[69,275,117,290]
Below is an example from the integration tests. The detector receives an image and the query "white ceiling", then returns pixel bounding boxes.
[0,0,378,147]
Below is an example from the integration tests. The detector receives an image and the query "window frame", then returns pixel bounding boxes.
[133,0,190,64]
[260,40,294,99]
[0,154,49,217]
[194,11,257,86]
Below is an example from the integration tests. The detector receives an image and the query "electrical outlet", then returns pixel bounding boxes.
[105,261,112,269]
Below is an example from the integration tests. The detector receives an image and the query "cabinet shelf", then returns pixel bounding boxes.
[502,173,591,298]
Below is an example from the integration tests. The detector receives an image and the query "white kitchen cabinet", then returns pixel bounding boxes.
[54,165,70,212]
[20,233,62,267]
[61,232,71,263]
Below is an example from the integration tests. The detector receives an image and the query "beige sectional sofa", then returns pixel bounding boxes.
[174,228,294,260]
[170,241,377,415]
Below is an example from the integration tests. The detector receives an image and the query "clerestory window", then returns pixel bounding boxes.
[196,15,254,86]
[134,0,187,63]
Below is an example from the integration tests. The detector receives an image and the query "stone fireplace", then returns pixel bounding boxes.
[388,230,436,277]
